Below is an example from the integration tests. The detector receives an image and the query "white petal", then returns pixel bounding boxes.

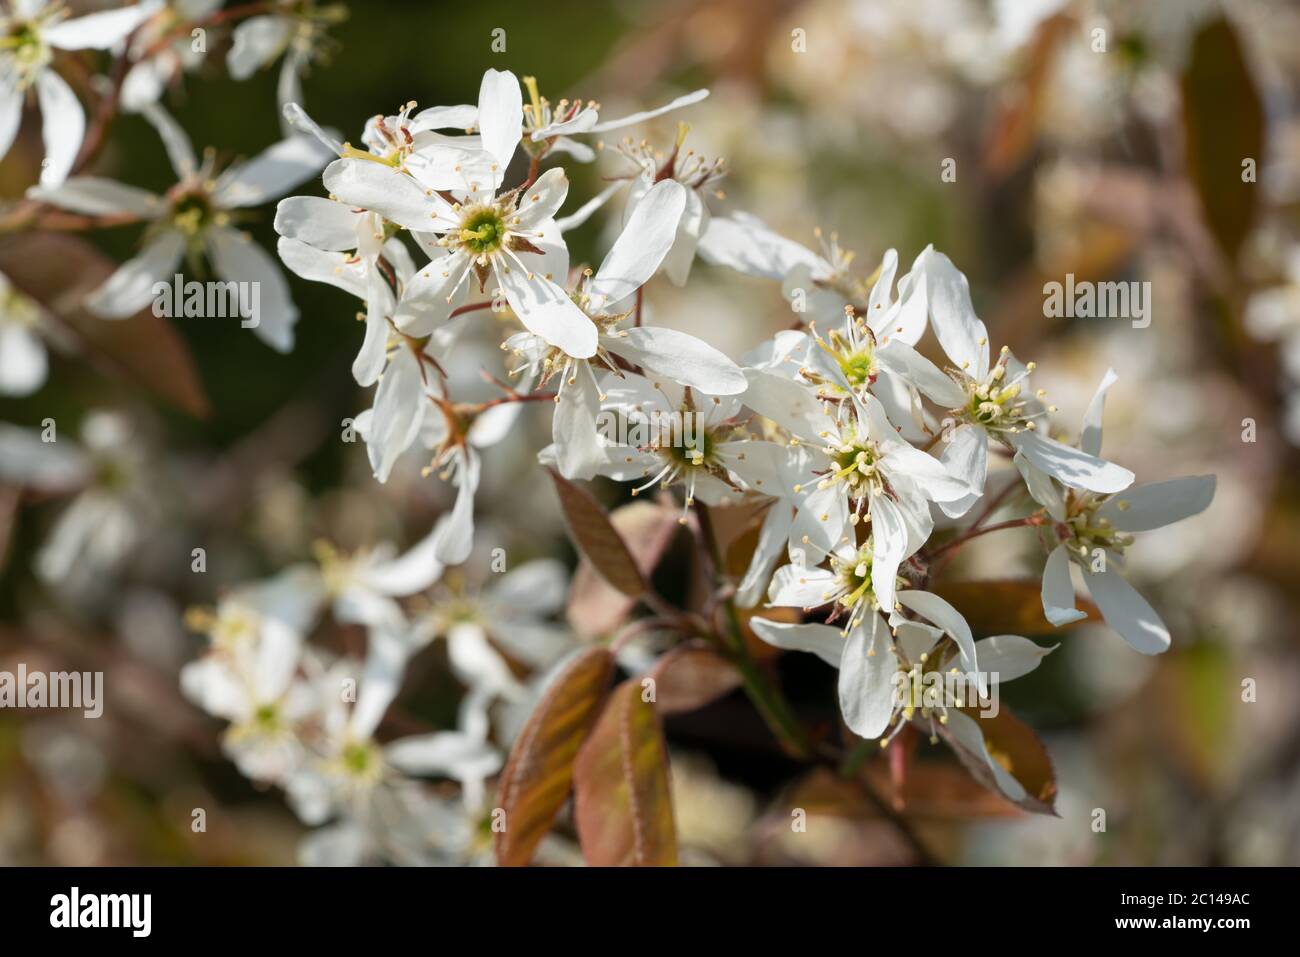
[476,68,522,169]
[875,338,966,407]
[350,627,408,740]
[36,70,84,187]
[1008,429,1134,494]
[0,323,47,396]
[391,258,460,335]
[86,230,185,318]
[276,236,367,297]
[1080,367,1119,457]
[514,166,570,230]
[26,176,159,217]
[698,212,822,280]
[973,634,1055,683]
[282,102,344,155]
[767,563,838,609]
[896,589,980,678]
[432,449,480,564]
[742,367,836,442]
[839,615,896,739]
[0,74,23,161]
[790,483,849,563]
[937,424,988,519]
[352,272,390,386]
[1097,475,1215,532]
[140,101,196,178]
[44,4,155,50]
[273,196,364,249]
[1042,543,1086,626]
[227,16,290,80]
[206,226,297,352]
[385,731,500,778]
[214,135,332,208]
[495,263,597,358]
[489,559,569,616]
[662,188,705,285]
[406,143,502,193]
[882,441,971,503]
[587,180,686,309]
[737,504,793,607]
[749,618,843,668]
[1013,448,1066,520]
[361,523,445,597]
[552,369,606,480]
[944,709,1027,803]
[530,106,598,140]
[920,248,989,379]
[409,104,477,133]
[322,158,456,231]
[366,352,424,483]
[869,492,909,611]
[1085,565,1171,654]
[587,89,709,133]
[606,326,745,395]
[253,619,303,701]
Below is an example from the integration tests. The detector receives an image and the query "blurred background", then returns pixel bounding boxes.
[1,0,1298,865]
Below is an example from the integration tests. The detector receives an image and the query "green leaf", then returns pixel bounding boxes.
[574,678,677,866]
[1181,16,1264,263]
[548,469,644,598]
[494,647,614,867]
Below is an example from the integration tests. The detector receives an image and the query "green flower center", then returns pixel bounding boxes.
[1063,493,1133,563]
[342,741,378,777]
[458,207,507,255]
[838,348,878,389]
[171,191,216,237]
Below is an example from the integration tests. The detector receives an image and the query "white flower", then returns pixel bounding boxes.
[120,0,223,111]
[905,250,1135,511]
[753,590,1052,805]
[27,103,330,350]
[285,630,501,827]
[522,77,709,160]
[318,71,595,357]
[275,200,424,386]
[0,269,47,396]
[0,410,149,584]
[581,373,790,523]
[226,0,345,135]
[509,178,746,480]
[0,0,157,185]
[180,614,314,783]
[700,216,930,346]
[559,123,725,287]
[1024,369,1216,654]
[743,377,968,610]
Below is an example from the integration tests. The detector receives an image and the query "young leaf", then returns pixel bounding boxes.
[942,705,1058,815]
[494,647,614,867]
[934,579,1099,636]
[649,644,742,716]
[1181,16,1264,263]
[573,678,678,866]
[548,469,644,598]
[567,499,680,638]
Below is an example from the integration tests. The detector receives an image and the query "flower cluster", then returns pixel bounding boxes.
[267,67,1215,809]
[180,524,574,865]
